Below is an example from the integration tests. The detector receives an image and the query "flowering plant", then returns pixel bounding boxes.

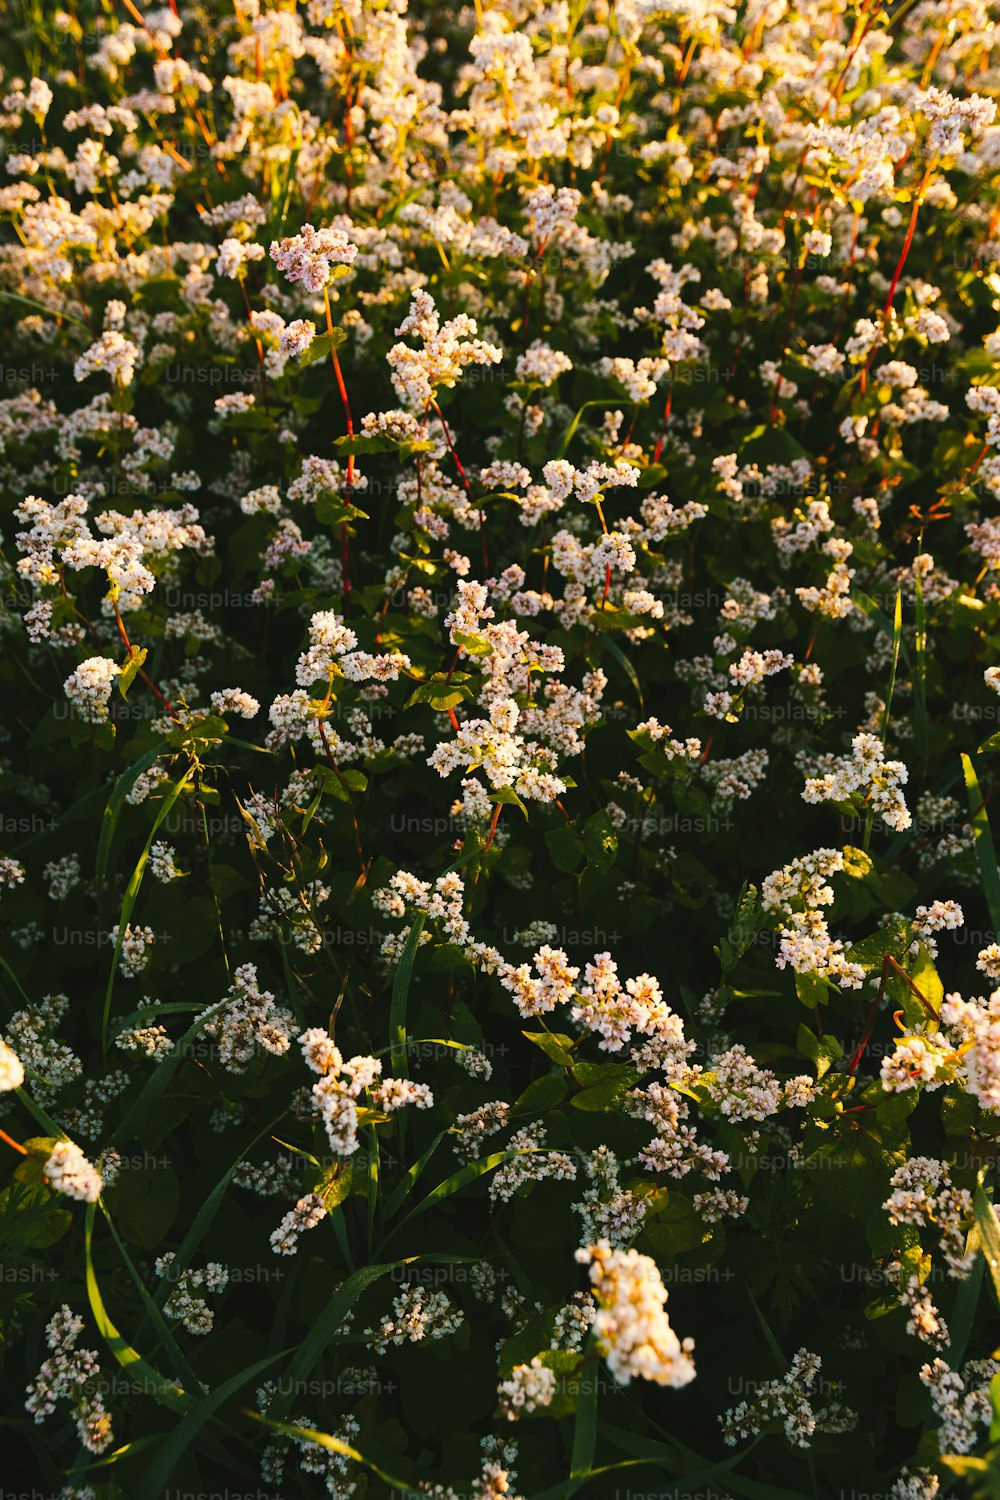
[2,0,1000,1496]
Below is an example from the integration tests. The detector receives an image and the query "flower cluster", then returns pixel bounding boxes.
[720,1349,857,1450]
[575,1241,695,1389]
[25,1307,113,1454]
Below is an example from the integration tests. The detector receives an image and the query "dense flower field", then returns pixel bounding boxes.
[3,0,1000,1493]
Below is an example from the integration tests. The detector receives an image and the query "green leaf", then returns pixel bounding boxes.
[490,785,528,819]
[105,1158,179,1249]
[844,920,912,973]
[796,1024,841,1079]
[299,327,348,367]
[453,629,494,657]
[581,810,618,873]
[841,845,875,880]
[405,679,473,712]
[571,1064,638,1112]
[794,969,832,1009]
[315,764,368,801]
[545,826,584,872]
[0,1180,71,1251]
[589,607,648,631]
[334,432,433,457]
[316,493,370,526]
[116,645,148,701]
[512,1072,567,1116]
[316,1159,354,1212]
[893,941,943,1028]
[639,1191,707,1257]
[522,1030,576,1067]
[498,1347,587,1421]
[973,1187,1000,1308]
[163,713,229,749]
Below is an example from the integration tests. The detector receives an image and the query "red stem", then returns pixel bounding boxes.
[482,802,503,854]
[882,190,923,320]
[0,1126,27,1157]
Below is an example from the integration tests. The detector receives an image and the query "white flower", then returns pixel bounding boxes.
[269,223,357,291]
[270,1192,328,1255]
[45,1141,103,1203]
[576,1240,695,1388]
[73,332,140,386]
[64,657,121,723]
[499,1358,558,1419]
[387,289,502,410]
[215,237,264,278]
[0,1039,24,1092]
[802,732,911,832]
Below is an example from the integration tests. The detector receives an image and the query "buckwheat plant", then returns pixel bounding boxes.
[3,0,1000,1494]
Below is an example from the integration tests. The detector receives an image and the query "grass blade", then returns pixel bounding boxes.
[247,1411,420,1493]
[95,743,171,888]
[570,1331,599,1476]
[367,1125,379,1256]
[0,951,32,1007]
[962,753,1000,933]
[389,912,425,1076]
[384,1149,529,1240]
[101,766,196,1053]
[13,1085,66,1138]
[747,1286,786,1373]
[880,588,903,748]
[135,1348,287,1491]
[109,993,235,1145]
[913,544,929,766]
[68,1434,161,1472]
[948,1228,984,1370]
[0,287,91,328]
[145,1115,287,1324]
[383,1129,446,1220]
[270,1253,472,1420]
[598,635,645,712]
[601,1424,801,1500]
[559,399,637,458]
[269,1258,412,1419]
[83,1203,190,1413]
[99,1204,204,1395]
